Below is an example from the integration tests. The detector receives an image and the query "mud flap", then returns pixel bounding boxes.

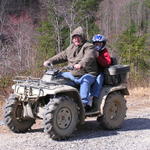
[23,103,34,119]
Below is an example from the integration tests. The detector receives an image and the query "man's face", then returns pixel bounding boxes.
[72,35,82,46]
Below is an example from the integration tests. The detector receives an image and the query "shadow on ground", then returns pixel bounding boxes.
[119,118,150,131]
[1,117,150,141]
[67,117,150,141]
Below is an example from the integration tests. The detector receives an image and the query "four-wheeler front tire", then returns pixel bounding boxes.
[44,96,78,140]
[4,95,35,133]
[98,92,127,129]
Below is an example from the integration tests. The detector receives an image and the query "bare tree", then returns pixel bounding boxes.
[0,0,8,33]
[41,0,89,48]
[60,0,79,43]
[48,0,63,53]
[8,21,36,71]
[0,0,10,75]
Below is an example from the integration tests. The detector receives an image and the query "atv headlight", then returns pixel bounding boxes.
[12,85,15,90]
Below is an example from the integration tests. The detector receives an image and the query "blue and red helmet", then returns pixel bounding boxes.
[92,34,107,43]
[92,34,107,51]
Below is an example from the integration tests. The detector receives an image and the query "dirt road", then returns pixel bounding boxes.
[0,96,150,150]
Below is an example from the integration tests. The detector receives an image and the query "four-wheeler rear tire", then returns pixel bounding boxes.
[4,95,35,133]
[98,92,127,129]
[44,96,78,140]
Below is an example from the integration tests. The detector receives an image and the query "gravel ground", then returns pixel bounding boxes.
[0,97,150,150]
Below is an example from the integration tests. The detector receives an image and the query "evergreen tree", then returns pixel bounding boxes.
[36,21,56,68]
[116,24,150,85]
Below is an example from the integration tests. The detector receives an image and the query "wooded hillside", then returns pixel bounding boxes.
[0,0,150,88]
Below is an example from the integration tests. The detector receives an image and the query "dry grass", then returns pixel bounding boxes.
[0,96,5,120]
[128,87,150,100]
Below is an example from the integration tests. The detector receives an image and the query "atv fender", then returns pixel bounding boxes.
[98,84,129,114]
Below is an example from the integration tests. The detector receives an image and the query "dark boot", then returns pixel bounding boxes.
[85,97,99,112]
[91,97,99,112]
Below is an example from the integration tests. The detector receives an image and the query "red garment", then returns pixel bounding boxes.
[97,48,111,67]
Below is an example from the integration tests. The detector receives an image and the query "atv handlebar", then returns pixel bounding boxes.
[47,63,74,71]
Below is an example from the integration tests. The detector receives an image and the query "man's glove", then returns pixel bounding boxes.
[43,60,52,67]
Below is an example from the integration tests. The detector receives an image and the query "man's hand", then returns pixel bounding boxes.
[43,60,51,67]
[74,64,81,69]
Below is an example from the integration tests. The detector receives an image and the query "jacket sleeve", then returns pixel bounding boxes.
[97,49,111,67]
[47,49,67,65]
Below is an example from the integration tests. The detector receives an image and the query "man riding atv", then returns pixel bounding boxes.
[4,26,130,140]
[44,26,99,106]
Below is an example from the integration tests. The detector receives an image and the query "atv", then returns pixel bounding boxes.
[4,59,130,140]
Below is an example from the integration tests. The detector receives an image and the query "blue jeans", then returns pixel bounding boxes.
[59,72,96,104]
[91,73,104,98]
